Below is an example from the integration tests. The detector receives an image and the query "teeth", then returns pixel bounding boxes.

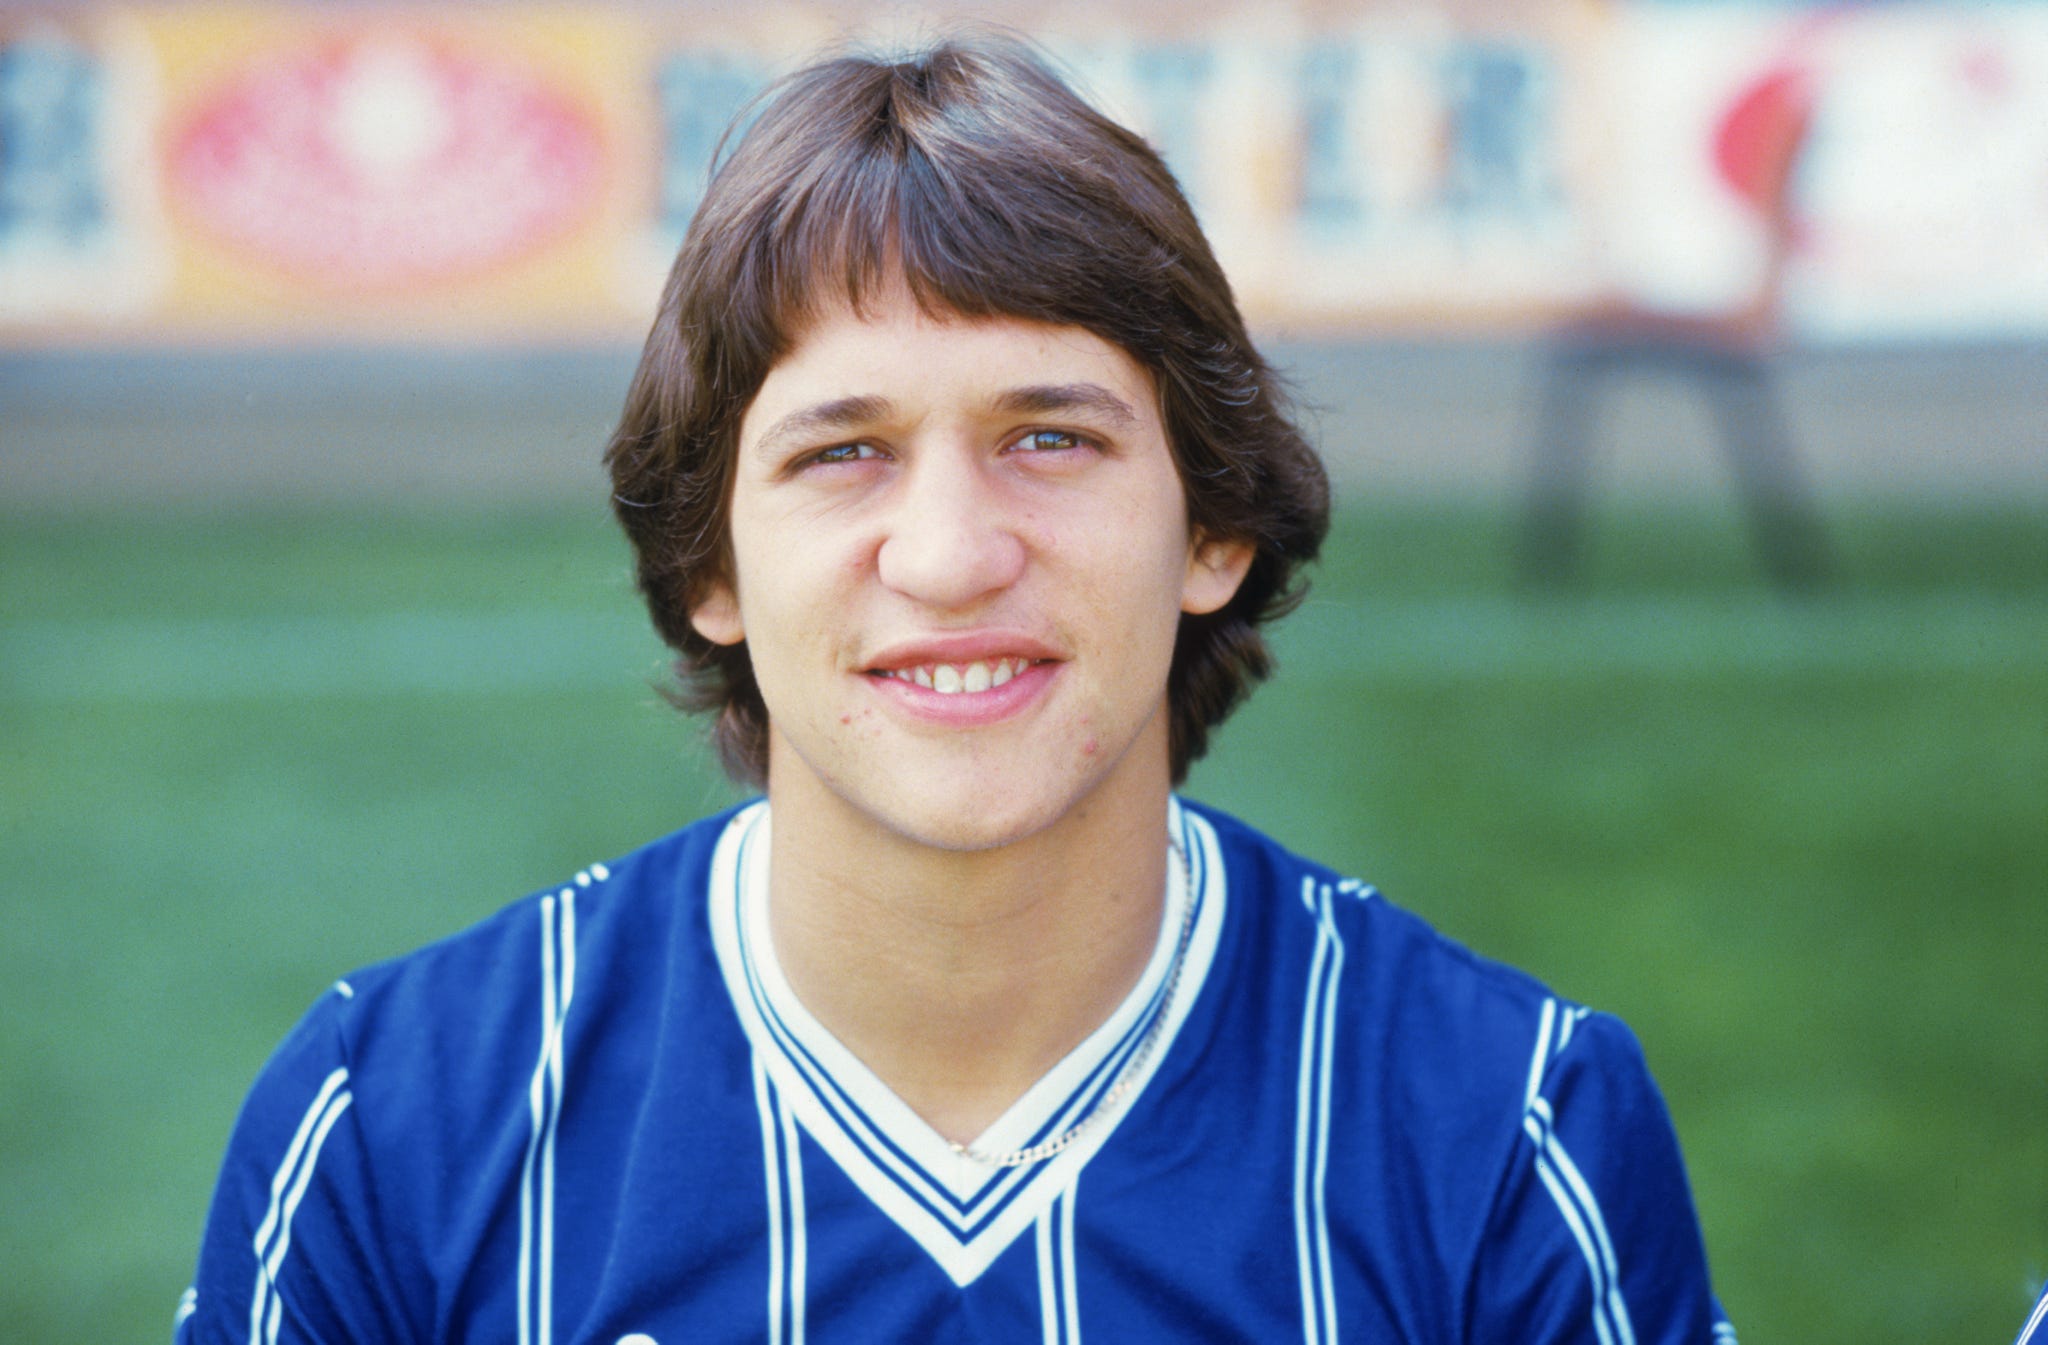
[886,658,1033,694]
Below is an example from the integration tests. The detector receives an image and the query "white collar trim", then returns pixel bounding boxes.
[706,798,1227,1286]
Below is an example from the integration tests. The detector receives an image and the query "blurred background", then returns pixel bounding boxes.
[1,0,2042,1340]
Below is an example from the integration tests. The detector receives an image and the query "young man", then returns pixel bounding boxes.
[181,37,1732,1343]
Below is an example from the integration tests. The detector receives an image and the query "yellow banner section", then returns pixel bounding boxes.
[141,6,645,338]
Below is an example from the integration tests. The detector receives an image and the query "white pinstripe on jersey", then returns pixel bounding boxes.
[1034,1186,1083,1345]
[2015,1283,2048,1345]
[779,1084,808,1344]
[754,1059,786,1345]
[1059,1188,1081,1343]
[518,889,577,1345]
[1523,998,1637,1345]
[753,1056,810,1345]
[1292,877,1344,1345]
[1525,999,1557,1110]
[246,1065,352,1345]
[1289,875,1378,1345]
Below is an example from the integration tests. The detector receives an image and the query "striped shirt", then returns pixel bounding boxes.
[2016,1283,2048,1345]
[178,799,1732,1343]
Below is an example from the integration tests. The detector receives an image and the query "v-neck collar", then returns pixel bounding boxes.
[705,798,1227,1286]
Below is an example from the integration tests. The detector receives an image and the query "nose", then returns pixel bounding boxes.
[874,447,1027,610]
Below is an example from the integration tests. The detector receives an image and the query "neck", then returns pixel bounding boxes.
[760,738,1173,1144]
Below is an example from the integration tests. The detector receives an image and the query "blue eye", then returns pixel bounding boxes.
[813,442,879,465]
[1014,430,1088,453]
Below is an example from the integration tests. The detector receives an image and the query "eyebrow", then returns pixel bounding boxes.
[989,383,1139,427]
[752,394,894,458]
[750,382,1141,459]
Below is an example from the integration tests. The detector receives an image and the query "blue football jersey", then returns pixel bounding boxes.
[2016,1283,2048,1345]
[178,799,1733,1343]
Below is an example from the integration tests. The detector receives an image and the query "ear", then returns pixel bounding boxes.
[1181,534,1254,616]
[688,579,745,647]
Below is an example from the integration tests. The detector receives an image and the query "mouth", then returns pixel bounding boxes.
[869,656,1046,695]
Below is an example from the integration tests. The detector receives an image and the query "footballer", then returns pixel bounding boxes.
[179,36,1732,1344]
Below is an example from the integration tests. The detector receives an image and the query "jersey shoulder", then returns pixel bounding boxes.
[249,800,747,1126]
[179,806,752,1343]
[1186,799,1614,1205]
[1189,797,1569,1033]
[1184,801,1727,1343]
[336,803,742,1009]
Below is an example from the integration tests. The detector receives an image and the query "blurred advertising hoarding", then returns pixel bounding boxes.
[0,6,647,340]
[1602,3,2048,342]
[1,1,2044,345]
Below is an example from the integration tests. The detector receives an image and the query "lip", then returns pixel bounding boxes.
[858,631,1066,727]
[862,630,1065,672]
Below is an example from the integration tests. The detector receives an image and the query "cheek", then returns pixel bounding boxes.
[834,705,884,735]
[730,513,857,623]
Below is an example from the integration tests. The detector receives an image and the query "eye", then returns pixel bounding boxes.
[808,442,883,467]
[1010,429,1094,454]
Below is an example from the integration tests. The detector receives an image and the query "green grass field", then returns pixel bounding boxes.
[2,498,2042,1342]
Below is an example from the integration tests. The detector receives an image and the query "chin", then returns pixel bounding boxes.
[842,782,1074,855]
[768,711,1165,857]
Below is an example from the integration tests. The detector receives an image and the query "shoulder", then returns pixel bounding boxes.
[1183,802,1615,1206]
[2016,1282,2048,1345]
[1185,801,1727,1340]
[329,803,746,1046]
[1190,799,1679,1154]
[231,804,753,1174]
[1187,798,1562,1062]
[180,806,754,1340]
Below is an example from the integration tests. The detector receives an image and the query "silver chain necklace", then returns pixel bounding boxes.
[950,833,1198,1168]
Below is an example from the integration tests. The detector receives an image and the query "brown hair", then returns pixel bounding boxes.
[605,34,1328,787]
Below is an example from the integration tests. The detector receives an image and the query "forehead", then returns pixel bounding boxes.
[742,294,1160,438]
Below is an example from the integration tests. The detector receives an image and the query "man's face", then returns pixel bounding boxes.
[690,290,1251,852]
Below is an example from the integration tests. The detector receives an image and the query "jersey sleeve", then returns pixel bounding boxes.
[175,985,419,1345]
[1465,1004,1734,1345]
[2014,1282,2048,1345]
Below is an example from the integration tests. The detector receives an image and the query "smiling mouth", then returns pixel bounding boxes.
[872,657,1044,695]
